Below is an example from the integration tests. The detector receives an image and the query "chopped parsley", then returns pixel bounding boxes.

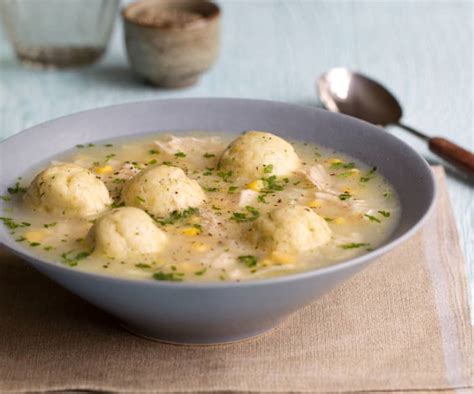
[330,161,355,170]
[153,271,183,281]
[174,151,186,158]
[135,263,152,269]
[148,159,157,165]
[157,207,199,225]
[217,170,233,183]
[227,185,238,194]
[104,153,116,162]
[0,195,11,201]
[29,242,41,247]
[203,186,218,192]
[61,250,90,267]
[203,152,216,158]
[104,143,114,147]
[261,175,285,192]
[364,214,381,223]
[149,149,159,154]
[43,245,54,251]
[360,167,377,183]
[0,217,30,230]
[257,194,267,203]
[378,210,391,217]
[263,164,273,174]
[238,255,258,267]
[339,243,370,249]
[7,182,27,194]
[231,206,260,222]
[194,268,207,276]
[324,217,334,222]
[43,222,57,228]
[338,192,352,201]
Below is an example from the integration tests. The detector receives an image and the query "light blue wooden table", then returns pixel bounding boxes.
[0,1,472,305]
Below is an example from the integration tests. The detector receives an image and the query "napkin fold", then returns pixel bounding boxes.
[0,166,471,393]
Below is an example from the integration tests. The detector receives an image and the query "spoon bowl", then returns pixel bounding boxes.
[317,67,474,177]
[318,68,402,126]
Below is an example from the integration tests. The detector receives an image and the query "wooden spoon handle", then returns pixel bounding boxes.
[429,137,474,176]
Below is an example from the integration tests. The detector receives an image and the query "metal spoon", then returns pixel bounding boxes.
[317,67,474,177]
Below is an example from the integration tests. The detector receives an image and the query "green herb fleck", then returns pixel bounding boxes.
[61,250,90,267]
[43,245,54,251]
[135,263,152,269]
[148,159,157,165]
[227,185,238,194]
[158,207,199,225]
[194,268,207,276]
[238,255,258,267]
[324,217,334,222]
[364,214,381,223]
[217,170,233,183]
[0,195,11,201]
[203,186,219,192]
[378,210,390,217]
[231,206,260,222]
[360,167,377,183]
[338,192,352,201]
[203,153,215,158]
[104,143,113,147]
[339,243,370,249]
[149,149,159,154]
[174,151,186,158]
[0,217,30,230]
[261,175,285,192]
[152,271,183,281]
[29,242,41,247]
[7,182,27,194]
[263,164,273,174]
[330,161,355,170]
[136,196,145,203]
[43,222,57,228]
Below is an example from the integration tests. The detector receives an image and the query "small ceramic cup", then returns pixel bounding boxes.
[122,0,220,88]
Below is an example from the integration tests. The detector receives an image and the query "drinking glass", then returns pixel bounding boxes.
[0,0,120,68]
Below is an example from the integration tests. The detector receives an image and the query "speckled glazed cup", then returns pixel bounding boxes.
[122,0,220,88]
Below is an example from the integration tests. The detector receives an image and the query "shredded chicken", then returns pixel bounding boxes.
[300,164,335,192]
[238,189,258,207]
[154,135,223,156]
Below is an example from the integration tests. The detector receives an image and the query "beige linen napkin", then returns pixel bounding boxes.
[0,166,471,393]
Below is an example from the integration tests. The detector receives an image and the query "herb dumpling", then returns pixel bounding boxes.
[88,207,167,260]
[219,131,300,178]
[24,163,111,218]
[249,205,331,253]
[121,164,206,217]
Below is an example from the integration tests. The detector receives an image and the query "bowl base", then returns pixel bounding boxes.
[119,321,282,346]
[144,75,200,89]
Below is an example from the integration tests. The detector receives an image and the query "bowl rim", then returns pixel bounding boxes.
[122,0,221,30]
[0,97,437,289]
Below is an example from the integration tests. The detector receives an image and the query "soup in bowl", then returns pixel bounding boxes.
[0,99,435,344]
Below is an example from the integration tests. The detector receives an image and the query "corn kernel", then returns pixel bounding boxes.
[24,230,46,243]
[334,217,346,225]
[247,180,265,192]
[270,251,296,264]
[95,165,113,175]
[307,200,322,208]
[181,227,200,236]
[192,242,209,252]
